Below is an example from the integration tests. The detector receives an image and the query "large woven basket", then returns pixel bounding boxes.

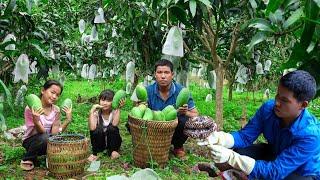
[128,115,178,168]
[47,134,89,179]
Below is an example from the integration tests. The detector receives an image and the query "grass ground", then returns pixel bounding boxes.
[0,78,319,179]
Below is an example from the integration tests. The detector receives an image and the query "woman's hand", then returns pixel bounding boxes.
[90,104,103,114]
[31,107,44,120]
[62,106,72,122]
[118,98,126,109]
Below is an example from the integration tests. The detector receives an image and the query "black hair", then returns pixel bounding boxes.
[280,70,316,102]
[154,59,174,72]
[99,89,114,101]
[40,80,63,97]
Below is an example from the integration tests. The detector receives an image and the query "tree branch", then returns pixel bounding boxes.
[184,40,214,67]
[196,32,211,52]
[226,24,240,66]
[0,62,13,76]
[191,54,214,66]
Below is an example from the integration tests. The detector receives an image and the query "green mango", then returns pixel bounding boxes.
[61,98,72,109]
[162,105,175,115]
[130,106,144,119]
[25,94,42,110]
[165,109,177,121]
[153,111,165,121]
[142,108,153,120]
[138,104,147,114]
[136,85,147,102]
[176,88,190,108]
[112,90,126,109]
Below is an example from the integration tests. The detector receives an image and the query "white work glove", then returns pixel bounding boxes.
[197,131,235,148]
[209,144,255,175]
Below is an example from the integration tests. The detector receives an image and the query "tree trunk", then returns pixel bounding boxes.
[228,81,234,101]
[215,64,224,129]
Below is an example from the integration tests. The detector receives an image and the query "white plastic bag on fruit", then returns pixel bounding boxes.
[105,42,115,58]
[235,65,249,84]
[112,28,118,37]
[81,64,89,79]
[162,26,184,57]
[126,61,135,84]
[236,84,244,93]
[29,61,37,74]
[49,49,55,59]
[126,82,132,95]
[14,85,27,106]
[13,54,30,83]
[264,60,271,71]
[3,34,16,50]
[79,19,85,34]
[88,64,97,80]
[208,70,216,89]
[205,94,213,102]
[91,26,98,41]
[94,8,105,24]
[256,62,264,75]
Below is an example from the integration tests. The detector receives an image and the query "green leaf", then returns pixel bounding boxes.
[298,57,320,99]
[169,5,190,26]
[284,0,299,9]
[31,44,47,58]
[283,8,304,29]
[249,0,258,9]
[198,0,212,8]
[248,18,275,32]
[4,0,16,14]
[0,80,13,111]
[313,0,320,7]
[189,0,197,17]
[301,0,319,48]
[286,0,319,72]
[283,44,308,69]
[266,0,284,15]
[247,32,268,51]
[269,9,284,24]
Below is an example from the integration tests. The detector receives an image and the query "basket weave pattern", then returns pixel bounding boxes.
[47,134,88,179]
[128,115,178,168]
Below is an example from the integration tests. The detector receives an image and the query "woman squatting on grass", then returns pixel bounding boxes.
[21,80,73,171]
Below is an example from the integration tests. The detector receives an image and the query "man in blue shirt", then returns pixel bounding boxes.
[198,70,320,179]
[147,59,198,158]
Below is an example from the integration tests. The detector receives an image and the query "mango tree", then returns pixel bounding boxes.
[177,0,251,127]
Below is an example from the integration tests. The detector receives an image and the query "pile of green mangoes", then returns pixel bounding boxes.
[129,85,190,121]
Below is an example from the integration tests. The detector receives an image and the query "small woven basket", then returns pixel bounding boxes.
[128,115,178,168]
[47,134,88,179]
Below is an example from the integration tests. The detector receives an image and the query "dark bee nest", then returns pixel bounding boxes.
[184,116,218,139]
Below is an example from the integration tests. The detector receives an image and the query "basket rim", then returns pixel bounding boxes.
[128,114,178,123]
[48,133,86,143]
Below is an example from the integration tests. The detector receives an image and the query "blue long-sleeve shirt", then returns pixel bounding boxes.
[231,100,320,179]
[146,81,195,111]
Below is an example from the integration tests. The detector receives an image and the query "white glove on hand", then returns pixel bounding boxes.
[209,144,255,175]
[197,131,234,148]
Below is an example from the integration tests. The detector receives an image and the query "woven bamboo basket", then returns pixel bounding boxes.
[47,134,89,179]
[128,115,178,168]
